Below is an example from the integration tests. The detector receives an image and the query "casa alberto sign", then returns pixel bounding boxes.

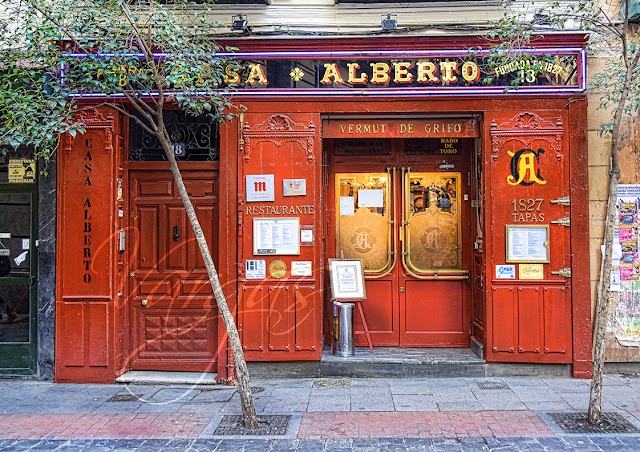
[69,47,584,96]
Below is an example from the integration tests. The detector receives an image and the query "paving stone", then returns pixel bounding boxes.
[262,403,309,413]
[392,394,438,411]
[267,438,300,451]
[133,402,186,413]
[177,402,229,413]
[143,387,198,403]
[560,436,602,451]
[430,387,478,403]
[265,379,313,389]
[352,437,383,448]
[350,395,395,412]
[436,402,484,411]
[532,437,573,451]
[522,400,574,411]
[295,438,326,451]
[477,400,527,411]
[510,387,565,402]
[308,395,350,412]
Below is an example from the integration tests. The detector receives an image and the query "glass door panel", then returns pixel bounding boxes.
[335,172,393,274]
[403,171,462,274]
[0,189,36,373]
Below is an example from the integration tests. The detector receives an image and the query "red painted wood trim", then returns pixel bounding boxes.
[216,119,239,383]
[218,34,589,53]
[568,97,593,378]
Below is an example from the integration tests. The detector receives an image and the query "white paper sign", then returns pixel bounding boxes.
[340,197,355,216]
[291,261,312,276]
[253,218,300,255]
[496,265,516,279]
[301,229,313,243]
[358,189,384,208]
[246,174,275,202]
[22,239,30,250]
[245,260,266,279]
[14,251,28,266]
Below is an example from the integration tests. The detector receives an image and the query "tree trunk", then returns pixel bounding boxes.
[161,133,259,428]
[588,171,619,424]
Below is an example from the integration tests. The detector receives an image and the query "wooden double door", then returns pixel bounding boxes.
[328,139,473,347]
[128,168,219,371]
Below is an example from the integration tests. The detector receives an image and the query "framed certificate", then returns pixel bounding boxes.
[506,225,550,263]
[329,258,366,300]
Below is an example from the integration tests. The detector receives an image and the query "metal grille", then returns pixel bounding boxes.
[214,415,291,436]
[313,378,352,388]
[477,381,509,390]
[129,111,219,161]
[107,393,142,402]
[550,412,640,433]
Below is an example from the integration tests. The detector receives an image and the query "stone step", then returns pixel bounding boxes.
[247,347,571,379]
[116,370,219,385]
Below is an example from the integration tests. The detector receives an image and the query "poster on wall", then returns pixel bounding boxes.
[612,185,640,347]
[8,159,36,183]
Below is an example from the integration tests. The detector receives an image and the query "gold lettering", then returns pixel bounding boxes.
[320,63,345,85]
[370,62,391,84]
[461,62,480,83]
[439,61,459,83]
[246,64,268,86]
[416,62,439,83]
[340,124,346,134]
[347,62,368,84]
[400,124,414,134]
[392,62,413,83]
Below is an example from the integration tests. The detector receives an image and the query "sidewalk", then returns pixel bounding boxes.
[1,374,640,450]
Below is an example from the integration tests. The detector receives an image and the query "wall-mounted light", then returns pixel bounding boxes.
[438,161,455,170]
[231,14,249,32]
[381,13,397,31]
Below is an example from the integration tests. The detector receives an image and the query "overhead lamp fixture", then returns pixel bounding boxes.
[532,9,552,26]
[231,14,249,32]
[438,161,455,170]
[381,13,397,31]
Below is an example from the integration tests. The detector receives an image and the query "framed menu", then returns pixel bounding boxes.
[329,258,366,300]
[506,225,550,263]
[253,217,300,255]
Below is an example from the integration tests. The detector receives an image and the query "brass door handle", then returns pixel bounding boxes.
[141,299,148,306]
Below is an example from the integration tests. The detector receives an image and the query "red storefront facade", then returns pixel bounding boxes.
[54,34,592,383]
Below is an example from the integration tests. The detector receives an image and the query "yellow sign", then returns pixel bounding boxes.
[9,159,36,184]
[519,264,544,280]
[268,260,287,279]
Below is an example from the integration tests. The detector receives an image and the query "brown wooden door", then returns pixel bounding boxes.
[128,169,219,371]
[329,139,472,347]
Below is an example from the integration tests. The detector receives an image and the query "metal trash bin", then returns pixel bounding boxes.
[332,301,355,356]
